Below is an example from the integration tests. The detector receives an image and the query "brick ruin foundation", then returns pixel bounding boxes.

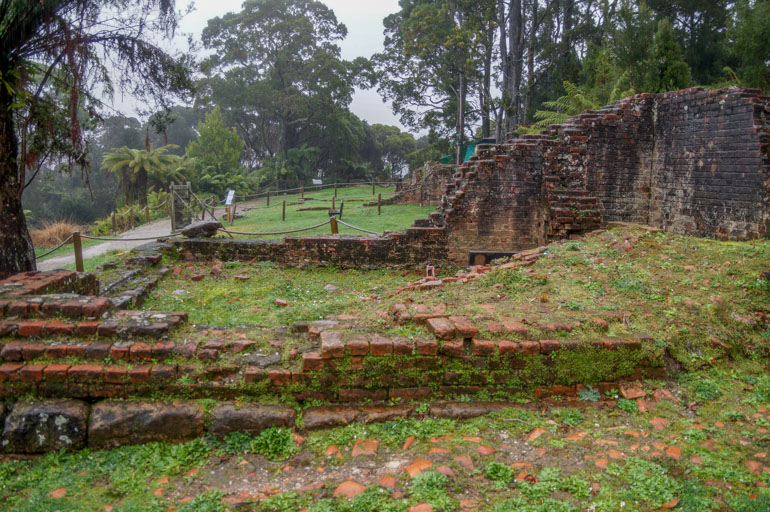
[173,86,769,267]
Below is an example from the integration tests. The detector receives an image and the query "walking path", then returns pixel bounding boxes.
[37,203,257,271]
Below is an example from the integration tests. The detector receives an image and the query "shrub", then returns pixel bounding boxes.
[30,220,83,247]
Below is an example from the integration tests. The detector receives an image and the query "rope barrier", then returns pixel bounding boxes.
[336,219,382,236]
[35,235,74,259]
[81,234,170,242]
[219,220,331,237]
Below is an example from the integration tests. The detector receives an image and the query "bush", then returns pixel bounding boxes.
[30,220,83,247]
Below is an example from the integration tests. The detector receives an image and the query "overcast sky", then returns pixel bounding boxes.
[110,0,408,131]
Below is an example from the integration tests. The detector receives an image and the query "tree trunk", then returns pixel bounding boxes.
[524,0,540,123]
[503,0,524,138]
[0,90,36,278]
[456,73,466,165]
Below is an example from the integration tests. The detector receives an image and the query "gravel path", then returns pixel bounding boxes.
[37,203,256,271]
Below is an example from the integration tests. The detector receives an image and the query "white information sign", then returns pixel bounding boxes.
[312,179,322,185]
[225,190,235,206]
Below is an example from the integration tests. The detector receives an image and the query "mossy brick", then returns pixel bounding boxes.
[244,368,267,383]
[20,364,45,383]
[339,388,387,402]
[519,341,540,355]
[320,331,344,359]
[0,299,10,316]
[1,341,24,361]
[151,341,175,360]
[0,363,23,382]
[345,335,369,356]
[439,340,464,357]
[539,340,562,354]
[103,366,128,384]
[416,338,438,356]
[45,321,75,336]
[302,352,324,372]
[0,321,16,337]
[97,321,119,338]
[21,343,47,360]
[370,335,393,356]
[66,344,89,358]
[7,302,28,317]
[18,321,46,337]
[67,364,104,381]
[389,387,432,400]
[426,317,456,340]
[268,369,291,386]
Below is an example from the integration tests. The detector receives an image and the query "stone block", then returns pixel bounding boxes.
[2,400,88,453]
[209,403,294,438]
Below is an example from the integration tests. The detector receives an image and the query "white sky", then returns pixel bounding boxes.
[109,0,408,131]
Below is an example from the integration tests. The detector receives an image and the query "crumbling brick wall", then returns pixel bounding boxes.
[394,162,456,206]
[429,87,770,263]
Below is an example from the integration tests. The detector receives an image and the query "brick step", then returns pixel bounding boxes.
[0,295,111,320]
[0,310,187,340]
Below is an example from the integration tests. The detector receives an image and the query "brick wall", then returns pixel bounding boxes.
[428,87,770,263]
[173,227,448,268]
[395,162,457,206]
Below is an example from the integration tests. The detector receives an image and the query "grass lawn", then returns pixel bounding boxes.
[34,239,101,263]
[143,261,420,327]
[222,185,435,238]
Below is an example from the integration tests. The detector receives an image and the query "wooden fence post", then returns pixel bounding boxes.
[267,190,270,206]
[334,182,337,198]
[300,184,304,199]
[145,206,150,223]
[330,216,338,235]
[231,198,236,225]
[332,197,335,210]
[129,207,134,229]
[73,231,84,272]
[372,179,375,195]
[420,187,424,207]
[282,200,286,221]
[378,193,381,215]
[111,213,116,236]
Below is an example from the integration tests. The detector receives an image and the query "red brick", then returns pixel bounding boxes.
[67,364,103,380]
[416,338,438,356]
[21,343,47,360]
[392,336,414,355]
[302,352,324,372]
[268,369,291,386]
[40,300,63,316]
[0,341,24,361]
[103,366,128,384]
[130,342,153,361]
[497,340,520,355]
[109,344,131,361]
[151,341,175,360]
[82,297,111,318]
[0,321,15,337]
[370,335,393,356]
[45,320,75,336]
[43,363,70,382]
[244,367,266,383]
[439,340,464,357]
[128,365,152,383]
[389,387,433,400]
[66,344,89,358]
[345,335,369,356]
[339,388,387,402]
[76,321,100,336]
[501,320,529,336]
[519,341,540,355]
[45,344,69,359]
[20,364,45,382]
[85,342,112,360]
[320,331,344,359]
[0,299,11,317]
[426,317,456,340]
[150,364,176,381]
[7,301,29,317]
[472,339,496,356]
[97,322,118,338]
[18,321,46,337]
[59,301,84,318]
[539,340,561,354]
[449,316,478,338]
[0,362,24,382]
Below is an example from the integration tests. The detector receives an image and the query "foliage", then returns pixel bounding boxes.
[90,190,169,236]
[220,427,297,460]
[101,144,182,204]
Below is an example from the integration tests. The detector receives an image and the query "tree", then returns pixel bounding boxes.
[646,18,691,92]
[729,0,770,91]
[198,0,358,178]
[0,0,193,276]
[101,145,182,205]
[371,124,417,179]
